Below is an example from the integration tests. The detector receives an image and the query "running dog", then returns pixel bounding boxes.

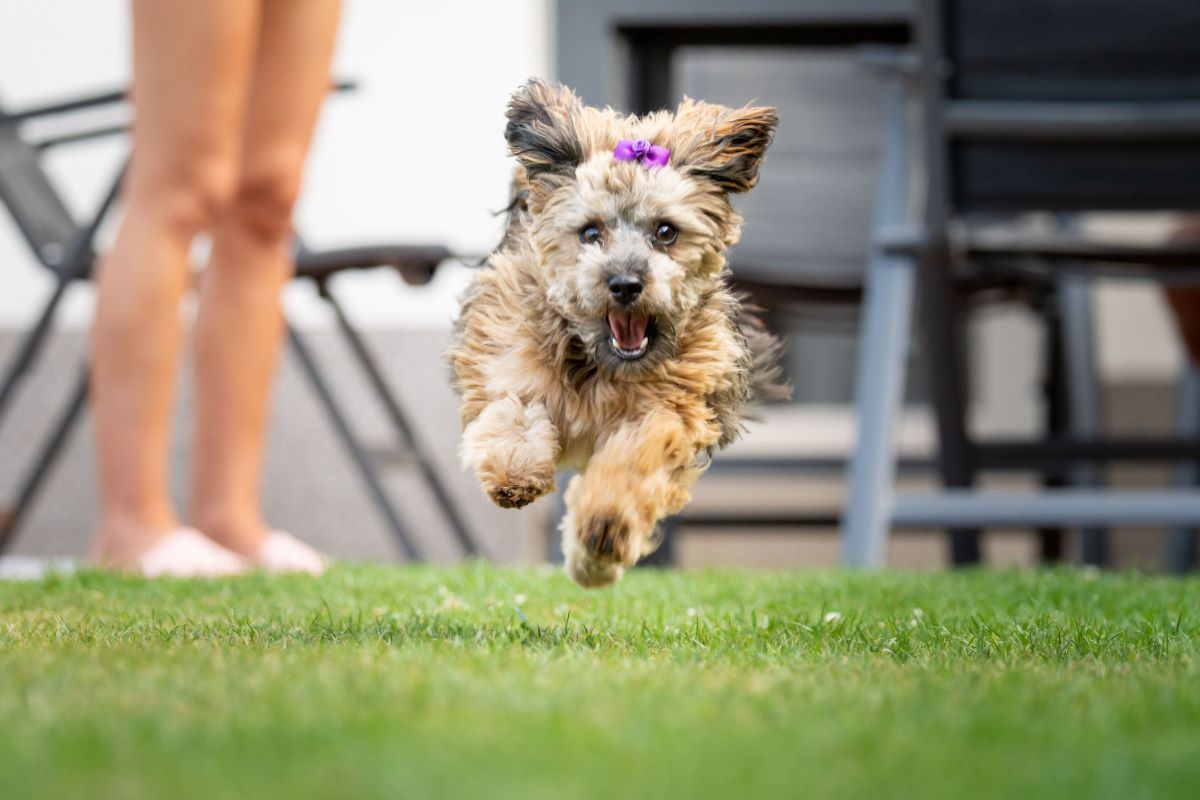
[447,79,785,587]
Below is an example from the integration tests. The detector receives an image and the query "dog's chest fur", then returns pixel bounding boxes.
[449,253,757,469]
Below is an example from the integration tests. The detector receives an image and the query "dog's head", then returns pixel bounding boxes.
[505,79,777,374]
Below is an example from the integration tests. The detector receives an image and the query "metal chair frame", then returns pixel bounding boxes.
[841,0,1200,570]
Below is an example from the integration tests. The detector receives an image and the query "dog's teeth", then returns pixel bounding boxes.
[610,336,620,350]
[640,337,649,349]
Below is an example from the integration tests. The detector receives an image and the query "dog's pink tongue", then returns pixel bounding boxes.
[607,312,649,350]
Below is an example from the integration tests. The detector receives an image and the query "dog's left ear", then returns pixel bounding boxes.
[674,99,778,194]
[505,79,585,183]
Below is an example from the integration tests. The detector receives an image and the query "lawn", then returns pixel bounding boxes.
[1,564,1198,799]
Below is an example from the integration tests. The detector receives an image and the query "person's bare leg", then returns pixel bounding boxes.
[1165,216,1200,367]
[89,0,258,568]
[189,0,342,560]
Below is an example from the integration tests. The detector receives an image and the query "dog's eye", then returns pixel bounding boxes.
[579,224,603,245]
[653,222,678,246]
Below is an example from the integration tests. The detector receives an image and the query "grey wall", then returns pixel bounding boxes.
[555,0,913,108]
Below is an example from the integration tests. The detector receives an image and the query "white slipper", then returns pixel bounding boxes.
[254,531,328,575]
[138,528,247,578]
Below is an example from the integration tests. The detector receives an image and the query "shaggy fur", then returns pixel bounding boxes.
[447,79,786,587]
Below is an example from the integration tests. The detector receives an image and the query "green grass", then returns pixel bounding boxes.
[2,564,1199,799]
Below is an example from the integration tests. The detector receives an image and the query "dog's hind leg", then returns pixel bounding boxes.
[460,394,560,509]
[563,407,714,587]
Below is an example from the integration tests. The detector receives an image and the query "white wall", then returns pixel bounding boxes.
[0,0,552,329]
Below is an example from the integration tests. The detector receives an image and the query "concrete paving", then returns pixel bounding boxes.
[0,328,536,565]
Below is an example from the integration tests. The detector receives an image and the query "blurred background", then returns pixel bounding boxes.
[0,0,1194,571]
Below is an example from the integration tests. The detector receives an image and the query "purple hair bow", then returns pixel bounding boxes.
[614,138,670,170]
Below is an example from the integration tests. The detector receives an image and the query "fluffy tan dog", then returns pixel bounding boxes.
[447,79,785,587]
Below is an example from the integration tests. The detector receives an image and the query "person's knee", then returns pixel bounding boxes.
[129,154,240,237]
[229,151,305,243]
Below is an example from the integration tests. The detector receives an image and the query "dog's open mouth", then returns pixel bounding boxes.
[606,312,654,360]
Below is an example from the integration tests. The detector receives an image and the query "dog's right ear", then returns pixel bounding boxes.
[673,98,778,194]
[505,79,585,183]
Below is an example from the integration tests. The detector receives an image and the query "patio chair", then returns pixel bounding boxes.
[841,0,1200,569]
[0,83,476,560]
[594,20,1096,569]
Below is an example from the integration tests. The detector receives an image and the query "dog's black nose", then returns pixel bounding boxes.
[607,275,643,306]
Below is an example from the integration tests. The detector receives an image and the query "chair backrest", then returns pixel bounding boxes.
[0,111,79,270]
[920,0,1200,216]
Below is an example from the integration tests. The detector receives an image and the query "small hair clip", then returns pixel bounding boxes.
[613,138,670,170]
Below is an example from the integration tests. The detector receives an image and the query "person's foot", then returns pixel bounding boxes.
[254,531,328,575]
[91,525,247,578]
[195,515,327,574]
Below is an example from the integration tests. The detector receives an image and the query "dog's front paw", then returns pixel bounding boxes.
[580,512,636,563]
[484,471,556,509]
[559,507,627,589]
[576,504,662,571]
[461,398,560,510]
[565,549,624,588]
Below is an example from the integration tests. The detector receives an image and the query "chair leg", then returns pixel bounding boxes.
[1036,303,1067,562]
[841,81,916,568]
[841,251,918,566]
[287,323,421,561]
[1058,274,1108,567]
[0,365,89,553]
[1167,365,1200,573]
[0,164,123,428]
[917,242,981,566]
[0,275,73,428]
[317,284,478,556]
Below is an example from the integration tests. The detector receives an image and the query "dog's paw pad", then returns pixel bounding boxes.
[492,486,535,508]
[582,514,630,562]
[487,478,553,509]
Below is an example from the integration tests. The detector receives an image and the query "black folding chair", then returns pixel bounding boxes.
[841,0,1200,570]
[0,83,476,560]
